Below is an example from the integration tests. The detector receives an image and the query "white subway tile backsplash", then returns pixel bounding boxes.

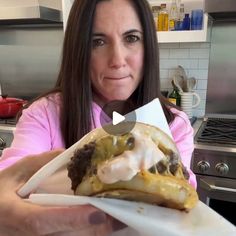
[177,59,199,69]
[159,43,180,49]
[159,42,210,117]
[180,42,210,49]
[188,69,208,80]
[160,79,172,90]
[193,97,206,110]
[196,79,208,89]
[179,43,202,49]
[169,49,189,58]
[198,59,209,69]
[160,69,169,78]
[159,49,169,58]
[195,90,207,100]
[199,43,211,48]
[189,48,210,59]
[168,69,177,79]
[160,59,178,69]
[199,99,206,110]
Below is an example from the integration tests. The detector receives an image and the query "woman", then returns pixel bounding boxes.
[0,0,196,235]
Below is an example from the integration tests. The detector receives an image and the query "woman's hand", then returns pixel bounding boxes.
[0,150,125,236]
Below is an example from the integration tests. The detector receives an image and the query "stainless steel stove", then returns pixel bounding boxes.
[196,118,236,146]
[194,117,236,179]
[190,13,236,225]
[193,117,236,225]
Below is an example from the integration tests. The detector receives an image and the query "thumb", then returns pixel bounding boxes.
[2,149,64,183]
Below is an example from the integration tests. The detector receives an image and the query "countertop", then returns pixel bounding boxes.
[192,118,203,137]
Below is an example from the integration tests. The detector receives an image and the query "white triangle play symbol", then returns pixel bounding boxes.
[112,111,125,125]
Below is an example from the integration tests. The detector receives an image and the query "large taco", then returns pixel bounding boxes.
[67,122,198,211]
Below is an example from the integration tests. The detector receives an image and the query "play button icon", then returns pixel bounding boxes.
[112,111,125,125]
[100,100,137,135]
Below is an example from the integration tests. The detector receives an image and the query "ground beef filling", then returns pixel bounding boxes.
[149,152,190,180]
[67,138,189,192]
[67,142,96,192]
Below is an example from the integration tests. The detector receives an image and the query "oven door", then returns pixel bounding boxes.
[196,175,236,225]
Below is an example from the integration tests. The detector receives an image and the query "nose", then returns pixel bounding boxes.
[108,43,126,69]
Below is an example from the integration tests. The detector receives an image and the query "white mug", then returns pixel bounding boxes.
[180,92,201,118]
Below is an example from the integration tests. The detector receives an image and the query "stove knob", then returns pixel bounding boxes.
[197,161,210,173]
[215,163,229,175]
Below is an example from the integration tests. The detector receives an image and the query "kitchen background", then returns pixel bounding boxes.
[1,0,236,227]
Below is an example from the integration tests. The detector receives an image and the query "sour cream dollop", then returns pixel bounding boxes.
[97,132,165,184]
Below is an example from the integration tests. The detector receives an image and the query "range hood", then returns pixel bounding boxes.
[205,0,236,20]
[0,0,62,25]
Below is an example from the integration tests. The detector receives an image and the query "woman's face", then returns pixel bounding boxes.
[90,0,144,106]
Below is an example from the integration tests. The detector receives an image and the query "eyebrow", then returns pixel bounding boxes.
[92,29,143,37]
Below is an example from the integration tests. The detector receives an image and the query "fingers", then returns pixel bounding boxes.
[109,218,126,232]
[1,198,126,236]
[1,149,64,184]
[20,205,108,235]
[43,217,126,236]
[44,223,112,236]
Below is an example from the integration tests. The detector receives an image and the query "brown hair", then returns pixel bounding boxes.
[27,0,177,148]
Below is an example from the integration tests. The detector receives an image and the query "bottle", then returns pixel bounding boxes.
[158,4,169,31]
[191,9,204,30]
[175,3,185,30]
[182,13,190,30]
[151,5,160,31]
[169,0,178,31]
[168,87,181,106]
[179,3,185,22]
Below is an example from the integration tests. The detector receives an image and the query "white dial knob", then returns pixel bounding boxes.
[215,163,229,175]
[197,160,210,173]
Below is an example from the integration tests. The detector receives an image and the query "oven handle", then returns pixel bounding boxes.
[200,179,236,193]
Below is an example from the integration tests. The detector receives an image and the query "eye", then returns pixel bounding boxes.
[125,35,140,43]
[92,38,105,48]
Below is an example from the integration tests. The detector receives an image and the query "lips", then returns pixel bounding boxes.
[104,75,130,80]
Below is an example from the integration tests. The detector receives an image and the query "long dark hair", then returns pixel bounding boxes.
[28,0,177,148]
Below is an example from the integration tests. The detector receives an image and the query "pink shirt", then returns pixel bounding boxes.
[0,93,196,188]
